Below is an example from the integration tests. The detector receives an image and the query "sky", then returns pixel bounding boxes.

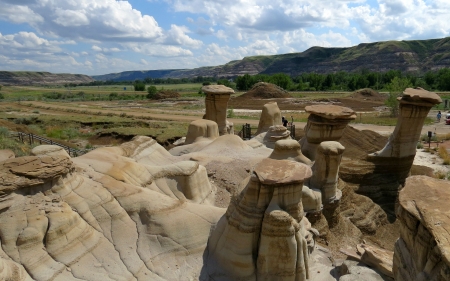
[0,0,449,76]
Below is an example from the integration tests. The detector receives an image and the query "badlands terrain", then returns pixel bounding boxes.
[1,85,450,281]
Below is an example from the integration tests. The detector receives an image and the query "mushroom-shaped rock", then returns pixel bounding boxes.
[393,176,450,281]
[202,85,235,135]
[300,105,355,161]
[370,88,442,159]
[206,158,315,280]
[185,119,219,145]
[254,125,292,149]
[269,139,312,165]
[255,102,282,135]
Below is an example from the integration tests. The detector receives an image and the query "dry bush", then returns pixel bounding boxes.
[438,146,450,165]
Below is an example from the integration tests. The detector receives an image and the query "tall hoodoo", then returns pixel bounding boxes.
[206,158,316,281]
[300,105,355,161]
[370,87,442,158]
[202,85,235,135]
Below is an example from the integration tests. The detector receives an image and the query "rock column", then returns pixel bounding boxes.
[370,88,442,158]
[255,102,282,135]
[300,105,355,161]
[202,85,235,135]
[309,141,345,224]
[206,158,316,281]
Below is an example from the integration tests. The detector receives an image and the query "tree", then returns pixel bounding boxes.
[147,86,157,98]
[134,82,146,91]
[385,77,412,117]
[269,73,292,90]
[235,74,254,91]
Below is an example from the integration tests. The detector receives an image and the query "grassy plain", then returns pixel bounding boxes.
[0,84,438,152]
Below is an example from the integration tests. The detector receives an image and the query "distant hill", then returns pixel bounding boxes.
[0,71,94,86]
[92,37,450,81]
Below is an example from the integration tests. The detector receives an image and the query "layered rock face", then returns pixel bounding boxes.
[255,102,282,135]
[300,105,355,161]
[206,158,316,280]
[393,176,450,281]
[370,88,441,158]
[202,85,235,135]
[0,138,225,281]
[185,119,219,145]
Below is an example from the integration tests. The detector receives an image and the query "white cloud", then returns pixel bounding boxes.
[163,25,203,48]
[0,0,163,42]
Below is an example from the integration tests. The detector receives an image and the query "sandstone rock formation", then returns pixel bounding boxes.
[370,88,441,158]
[202,85,235,135]
[205,158,315,280]
[300,105,355,161]
[255,102,282,135]
[0,138,225,281]
[269,139,312,165]
[340,88,441,216]
[253,125,291,149]
[309,141,345,223]
[185,119,219,145]
[393,176,450,281]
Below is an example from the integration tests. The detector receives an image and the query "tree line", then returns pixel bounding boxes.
[235,68,450,91]
[74,68,450,92]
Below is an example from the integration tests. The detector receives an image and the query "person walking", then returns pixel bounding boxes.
[282,116,288,127]
[437,111,442,122]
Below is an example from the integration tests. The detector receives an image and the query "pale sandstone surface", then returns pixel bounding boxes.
[0,149,15,161]
[394,176,450,281]
[202,85,234,135]
[185,119,219,145]
[305,105,356,120]
[0,139,225,281]
[268,139,312,165]
[255,102,282,135]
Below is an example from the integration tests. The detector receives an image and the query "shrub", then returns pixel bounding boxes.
[227,107,235,118]
[0,93,4,99]
[134,82,146,91]
[416,142,423,149]
[147,86,157,95]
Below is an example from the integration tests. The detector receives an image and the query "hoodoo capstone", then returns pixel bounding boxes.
[300,105,355,161]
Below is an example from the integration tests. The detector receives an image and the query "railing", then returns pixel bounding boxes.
[10,132,90,157]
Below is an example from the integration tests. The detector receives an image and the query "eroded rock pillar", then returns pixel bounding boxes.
[309,141,345,224]
[206,158,315,281]
[202,85,234,135]
[370,88,442,158]
[300,105,355,161]
[255,102,282,135]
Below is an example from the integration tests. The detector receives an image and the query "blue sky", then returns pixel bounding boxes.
[0,0,449,75]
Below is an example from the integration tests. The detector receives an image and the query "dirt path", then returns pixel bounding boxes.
[10,102,450,137]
